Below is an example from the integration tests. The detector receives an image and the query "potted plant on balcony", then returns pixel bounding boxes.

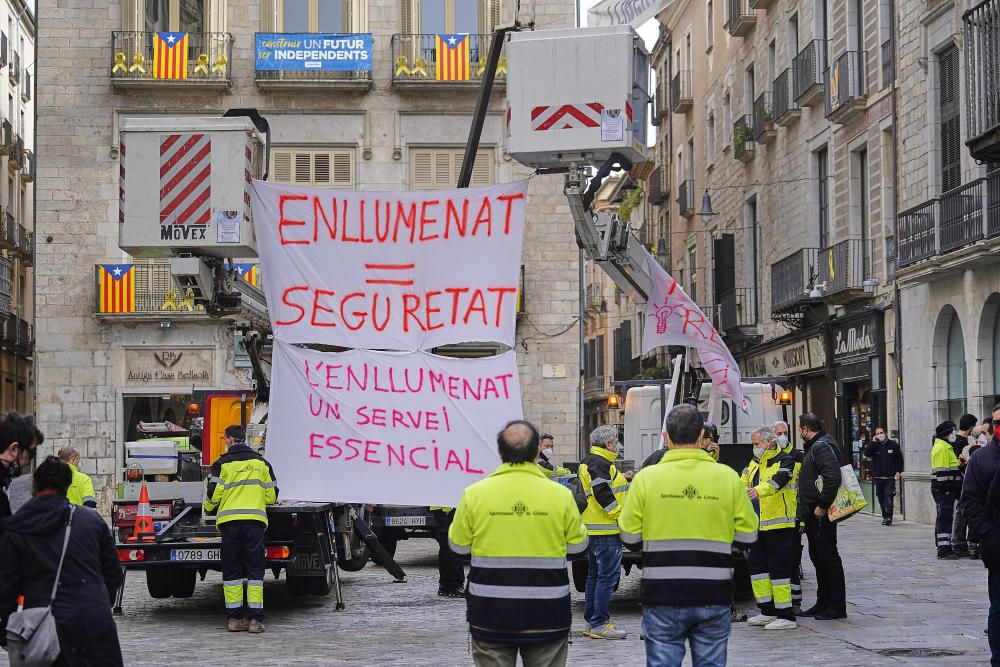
[733,124,752,147]
[762,106,775,132]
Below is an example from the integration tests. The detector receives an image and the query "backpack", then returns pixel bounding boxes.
[565,475,589,513]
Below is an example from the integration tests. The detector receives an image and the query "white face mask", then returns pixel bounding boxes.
[540,447,553,458]
[775,434,788,447]
[980,434,990,445]
[752,447,766,460]
[947,433,957,443]
[875,434,886,442]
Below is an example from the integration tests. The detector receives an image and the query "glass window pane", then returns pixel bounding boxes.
[145,0,169,32]
[421,0,446,34]
[284,0,310,32]
[178,0,204,33]
[454,0,478,33]
[317,0,344,32]
[947,317,967,400]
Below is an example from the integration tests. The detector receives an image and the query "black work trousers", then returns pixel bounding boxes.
[932,484,957,555]
[803,514,846,615]
[874,478,896,519]
[747,527,799,620]
[432,509,465,589]
[221,520,266,621]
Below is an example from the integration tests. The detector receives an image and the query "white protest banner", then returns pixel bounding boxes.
[266,339,522,506]
[641,253,748,412]
[587,0,671,28]
[251,180,528,350]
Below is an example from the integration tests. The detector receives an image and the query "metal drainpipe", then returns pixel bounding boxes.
[579,248,585,459]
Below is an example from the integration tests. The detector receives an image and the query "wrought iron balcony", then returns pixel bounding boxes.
[585,283,606,312]
[94,263,211,316]
[817,239,871,301]
[753,92,776,144]
[20,150,32,183]
[1,313,31,354]
[654,77,669,123]
[881,39,894,88]
[391,34,506,88]
[825,51,868,124]
[733,115,755,162]
[648,167,668,205]
[584,375,611,400]
[770,248,819,314]
[7,135,22,170]
[725,0,757,37]
[774,68,800,125]
[964,0,1000,162]
[678,179,696,217]
[15,224,30,263]
[671,70,693,113]
[254,33,373,90]
[897,170,1000,269]
[111,32,233,88]
[0,208,14,250]
[718,288,758,331]
[793,40,827,107]
[0,257,11,316]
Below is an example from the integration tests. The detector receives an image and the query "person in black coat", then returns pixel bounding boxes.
[863,426,904,525]
[796,413,848,620]
[0,456,124,666]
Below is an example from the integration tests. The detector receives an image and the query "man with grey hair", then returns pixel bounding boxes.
[773,421,790,448]
[58,446,97,509]
[772,418,804,611]
[578,423,630,640]
[741,426,799,630]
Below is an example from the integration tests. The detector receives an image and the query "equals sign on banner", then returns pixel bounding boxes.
[364,263,415,287]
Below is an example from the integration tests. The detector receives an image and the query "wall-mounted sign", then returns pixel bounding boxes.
[255,33,373,72]
[125,348,214,386]
[742,334,826,378]
[830,313,882,362]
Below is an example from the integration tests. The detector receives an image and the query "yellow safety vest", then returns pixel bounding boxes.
[740,447,798,531]
[449,462,588,643]
[66,464,97,507]
[578,446,629,535]
[930,437,961,487]
[204,443,278,527]
[619,447,759,607]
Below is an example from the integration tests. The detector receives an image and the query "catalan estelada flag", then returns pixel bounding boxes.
[435,34,470,81]
[153,32,189,80]
[98,264,135,313]
[234,263,259,287]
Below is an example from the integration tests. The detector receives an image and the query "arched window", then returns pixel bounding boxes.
[947,317,967,415]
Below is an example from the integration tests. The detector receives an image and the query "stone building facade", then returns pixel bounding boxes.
[36,0,581,507]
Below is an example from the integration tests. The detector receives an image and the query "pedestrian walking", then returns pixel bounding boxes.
[863,426,904,525]
[578,424,630,639]
[58,447,98,509]
[619,404,758,666]
[0,455,124,666]
[742,426,799,630]
[448,420,588,667]
[429,506,466,597]
[959,403,1000,666]
[796,413,848,620]
[772,420,804,612]
[203,424,278,633]
[931,420,963,560]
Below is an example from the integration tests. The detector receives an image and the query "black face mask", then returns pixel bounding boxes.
[9,459,19,477]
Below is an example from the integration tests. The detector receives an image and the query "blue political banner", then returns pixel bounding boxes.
[255,33,373,71]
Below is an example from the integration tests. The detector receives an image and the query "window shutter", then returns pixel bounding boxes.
[401,0,417,34]
[412,148,494,189]
[122,0,142,32]
[294,153,312,183]
[481,0,502,33]
[350,0,368,32]
[270,149,356,187]
[413,151,433,187]
[261,0,277,31]
[332,151,354,186]
[208,0,226,34]
[313,153,332,185]
[938,45,961,194]
[272,151,293,182]
[471,150,492,185]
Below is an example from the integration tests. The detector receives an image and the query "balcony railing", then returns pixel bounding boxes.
[964,0,1000,162]
[648,167,667,205]
[671,70,693,113]
[0,209,14,250]
[7,135,23,170]
[678,179,695,217]
[94,263,211,315]
[585,283,605,311]
[753,92,776,144]
[16,225,30,266]
[718,288,758,330]
[825,51,868,123]
[254,33,373,89]
[584,375,610,400]
[771,248,819,313]
[0,257,11,316]
[793,40,827,106]
[881,39,894,87]
[897,170,1000,269]
[20,150,32,183]
[654,76,669,122]
[1,314,31,353]
[111,32,233,87]
[733,115,755,162]
[391,34,506,86]
[817,239,871,298]
[773,68,800,125]
[725,0,757,37]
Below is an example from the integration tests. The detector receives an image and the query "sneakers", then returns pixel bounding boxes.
[248,620,265,634]
[585,623,627,640]
[227,618,250,632]
[885,518,893,526]
[747,613,776,626]
[763,618,798,630]
[438,586,466,598]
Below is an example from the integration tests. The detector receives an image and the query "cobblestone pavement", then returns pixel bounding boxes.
[1,514,991,665]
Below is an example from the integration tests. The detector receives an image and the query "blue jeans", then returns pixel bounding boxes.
[641,605,731,667]
[989,567,1000,666]
[584,534,622,628]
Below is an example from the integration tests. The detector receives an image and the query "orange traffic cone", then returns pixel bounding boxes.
[128,481,155,543]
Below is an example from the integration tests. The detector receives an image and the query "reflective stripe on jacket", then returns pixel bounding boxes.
[203,443,278,527]
[66,464,97,508]
[619,448,758,607]
[931,437,962,487]
[578,446,629,535]
[448,462,588,644]
[740,447,797,531]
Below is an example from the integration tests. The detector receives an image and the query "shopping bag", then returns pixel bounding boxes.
[816,443,867,522]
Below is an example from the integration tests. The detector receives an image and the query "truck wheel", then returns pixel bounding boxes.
[146,568,172,599]
[571,560,588,593]
[286,576,309,597]
[336,546,371,572]
[307,568,333,596]
[169,567,197,598]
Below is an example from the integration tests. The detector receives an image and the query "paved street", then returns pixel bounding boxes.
[2,514,988,666]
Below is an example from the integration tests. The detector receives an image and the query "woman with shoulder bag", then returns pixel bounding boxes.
[0,456,124,666]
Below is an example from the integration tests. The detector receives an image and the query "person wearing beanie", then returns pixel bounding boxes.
[931,420,963,559]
